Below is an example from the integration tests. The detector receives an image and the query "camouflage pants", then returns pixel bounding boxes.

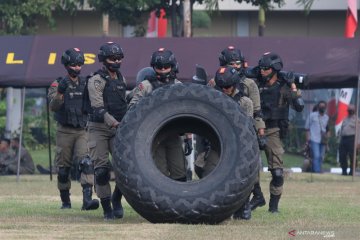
[55,124,93,190]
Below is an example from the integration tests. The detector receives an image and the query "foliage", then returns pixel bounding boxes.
[296,0,315,14]
[0,0,79,35]
[192,11,211,28]
[85,0,287,37]
[22,97,56,150]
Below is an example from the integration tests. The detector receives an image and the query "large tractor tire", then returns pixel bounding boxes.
[113,83,259,224]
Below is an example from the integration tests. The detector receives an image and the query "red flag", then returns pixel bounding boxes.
[335,89,353,135]
[345,0,357,38]
[336,1,357,134]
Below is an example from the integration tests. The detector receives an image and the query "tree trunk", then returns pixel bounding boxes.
[184,0,191,37]
[171,0,178,37]
[258,6,265,37]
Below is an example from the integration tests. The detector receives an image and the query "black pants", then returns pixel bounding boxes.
[339,135,355,173]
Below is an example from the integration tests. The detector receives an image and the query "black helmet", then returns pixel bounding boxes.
[258,52,283,71]
[218,46,244,66]
[214,66,240,88]
[150,48,178,73]
[136,67,156,85]
[61,48,84,66]
[98,42,124,62]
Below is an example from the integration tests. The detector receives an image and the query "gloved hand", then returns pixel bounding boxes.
[282,71,295,87]
[184,138,193,156]
[257,134,267,150]
[57,78,70,94]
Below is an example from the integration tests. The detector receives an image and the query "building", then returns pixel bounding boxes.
[36,0,359,37]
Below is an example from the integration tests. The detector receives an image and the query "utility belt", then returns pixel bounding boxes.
[59,123,85,130]
[265,120,279,129]
[88,114,103,123]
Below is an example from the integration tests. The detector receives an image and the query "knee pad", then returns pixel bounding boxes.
[79,155,94,174]
[58,167,70,184]
[95,167,110,186]
[270,168,284,187]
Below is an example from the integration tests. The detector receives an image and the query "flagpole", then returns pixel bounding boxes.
[353,72,360,181]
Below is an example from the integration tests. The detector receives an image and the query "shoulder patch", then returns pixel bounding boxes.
[94,79,102,91]
[51,82,59,87]
[138,83,144,91]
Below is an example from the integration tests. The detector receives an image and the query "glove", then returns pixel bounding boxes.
[282,71,295,87]
[57,78,69,94]
[184,138,193,156]
[257,134,267,150]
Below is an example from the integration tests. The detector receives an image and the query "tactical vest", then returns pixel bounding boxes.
[55,76,88,128]
[259,80,289,127]
[148,76,175,90]
[97,69,128,122]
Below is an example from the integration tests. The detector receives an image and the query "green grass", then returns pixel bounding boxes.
[1,174,359,240]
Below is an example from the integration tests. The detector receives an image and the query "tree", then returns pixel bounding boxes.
[0,0,79,35]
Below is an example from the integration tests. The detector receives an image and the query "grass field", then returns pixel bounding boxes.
[0,172,359,240]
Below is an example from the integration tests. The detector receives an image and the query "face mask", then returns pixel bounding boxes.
[66,66,81,78]
[318,107,326,114]
[156,72,171,82]
[105,62,121,72]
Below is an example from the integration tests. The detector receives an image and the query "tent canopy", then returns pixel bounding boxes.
[0,36,359,89]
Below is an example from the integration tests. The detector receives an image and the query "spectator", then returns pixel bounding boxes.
[302,104,319,172]
[6,137,35,174]
[305,100,330,173]
[338,104,359,175]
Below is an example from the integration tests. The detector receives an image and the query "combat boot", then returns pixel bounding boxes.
[101,197,114,220]
[60,190,71,209]
[111,187,124,219]
[249,183,266,210]
[268,194,281,213]
[233,197,251,220]
[81,185,99,211]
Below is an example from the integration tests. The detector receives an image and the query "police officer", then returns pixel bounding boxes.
[338,104,358,175]
[255,52,304,213]
[87,42,127,220]
[208,66,254,220]
[48,48,99,211]
[129,48,187,181]
[8,137,35,174]
[215,46,266,218]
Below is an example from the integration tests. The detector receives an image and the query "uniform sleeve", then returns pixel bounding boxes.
[239,96,254,118]
[88,75,116,127]
[48,80,64,112]
[244,78,265,130]
[128,80,153,110]
[88,75,106,109]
